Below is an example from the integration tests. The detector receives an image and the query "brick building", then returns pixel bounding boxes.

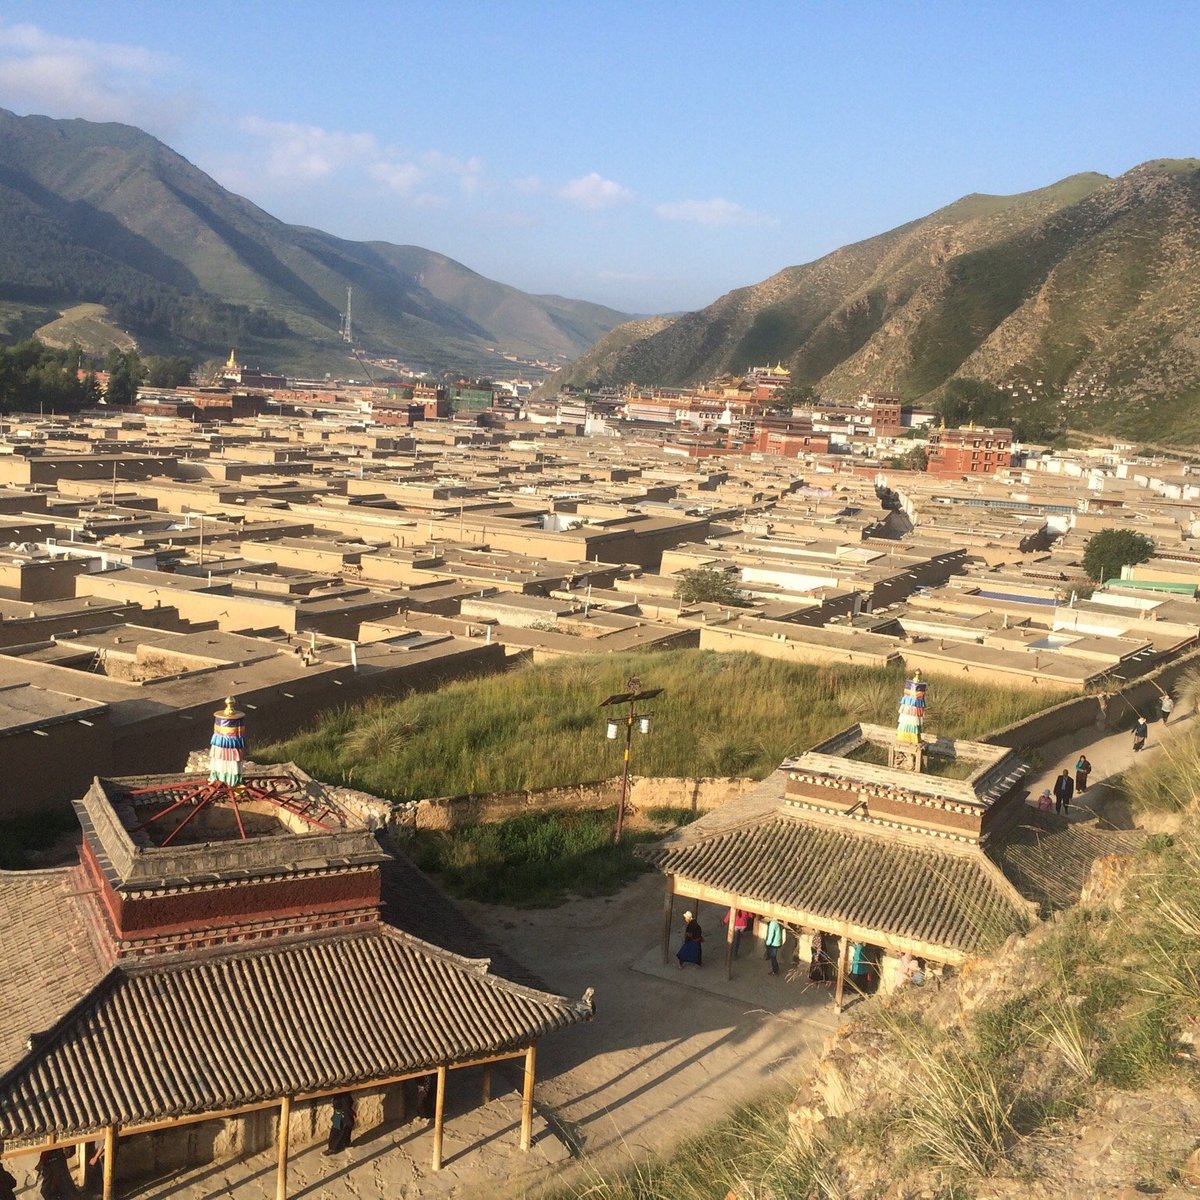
[926,424,1012,477]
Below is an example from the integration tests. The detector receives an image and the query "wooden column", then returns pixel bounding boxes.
[101,1125,116,1200]
[519,1042,537,1152]
[74,1142,89,1189]
[725,903,736,980]
[431,1064,448,1171]
[275,1095,291,1200]
[661,875,675,964]
[481,1065,492,1103]
[833,937,850,1014]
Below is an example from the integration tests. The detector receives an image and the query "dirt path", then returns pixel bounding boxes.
[1020,692,1193,829]
[31,874,836,1200]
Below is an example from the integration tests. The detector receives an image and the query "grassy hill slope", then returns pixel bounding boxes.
[558,163,1200,443]
[0,108,629,373]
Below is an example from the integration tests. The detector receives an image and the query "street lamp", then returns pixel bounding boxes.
[599,676,663,843]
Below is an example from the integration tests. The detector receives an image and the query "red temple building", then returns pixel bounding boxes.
[0,702,592,1198]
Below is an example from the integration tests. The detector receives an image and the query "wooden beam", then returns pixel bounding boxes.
[101,1125,116,1200]
[74,1141,88,1189]
[667,872,969,966]
[275,1095,291,1200]
[724,902,736,981]
[833,936,850,1014]
[519,1042,537,1152]
[431,1064,448,1172]
[0,1048,535,1162]
[661,874,675,964]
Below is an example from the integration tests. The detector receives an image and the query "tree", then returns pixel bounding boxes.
[145,355,195,388]
[104,348,145,405]
[777,380,819,409]
[900,445,928,471]
[1081,529,1155,583]
[673,566,749,607]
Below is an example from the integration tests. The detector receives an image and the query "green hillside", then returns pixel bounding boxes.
[0,109,629,375]
[556,163,1200,444]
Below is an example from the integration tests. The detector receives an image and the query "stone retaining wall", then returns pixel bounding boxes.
[983,645,1200,750]
[395,775,758,832]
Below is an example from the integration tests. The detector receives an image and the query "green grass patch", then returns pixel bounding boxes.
[403,807,674,907]
[258,650,1065,803]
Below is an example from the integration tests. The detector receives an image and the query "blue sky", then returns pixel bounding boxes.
[0,2,1197,314]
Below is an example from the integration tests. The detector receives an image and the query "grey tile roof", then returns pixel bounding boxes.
[989,810,1147,914]
[0,869,107,1074]
[0,927,591,1140]
[644,812,1029,957]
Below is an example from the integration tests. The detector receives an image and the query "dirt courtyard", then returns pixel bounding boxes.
[5,872,840,1200]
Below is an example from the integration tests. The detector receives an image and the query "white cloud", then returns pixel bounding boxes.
[558,172,633,210]
[0,21,186,130]
[365,149,483,200]
[654,198,776,228]
[241,116,379,181]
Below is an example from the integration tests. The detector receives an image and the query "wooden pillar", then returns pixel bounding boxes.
[481,1065,492,1103]
[74,1142,89,1189]
[833,937,850,1014]
[275,1095,291,1200]
[661,875,675,964]
[101,1125,116,1200]
[725,902,736,980]
[431,1064,448,1171]
[519,1042,537,1152]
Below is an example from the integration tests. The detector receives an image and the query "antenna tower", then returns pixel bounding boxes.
[341,286,353,344]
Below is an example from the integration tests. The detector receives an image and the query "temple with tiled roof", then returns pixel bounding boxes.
[644,674,1141,1009]
[0,700,593,1199]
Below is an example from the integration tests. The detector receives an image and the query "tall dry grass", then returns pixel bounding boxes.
[258,650,1063,803]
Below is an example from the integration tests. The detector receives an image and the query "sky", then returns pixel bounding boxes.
[0,2,1198,315]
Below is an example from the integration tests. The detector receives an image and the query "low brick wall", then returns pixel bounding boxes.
[397,775,758,832]
[984,645,1200,750]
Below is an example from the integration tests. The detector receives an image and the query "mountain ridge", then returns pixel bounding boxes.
[0,108,630,375]
[554,161,1200,442]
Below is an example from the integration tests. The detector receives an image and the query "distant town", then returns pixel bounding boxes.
[0,352,1191,813]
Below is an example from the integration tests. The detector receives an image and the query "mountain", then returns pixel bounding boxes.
[0,109,630,375]
[555,161,1200,444]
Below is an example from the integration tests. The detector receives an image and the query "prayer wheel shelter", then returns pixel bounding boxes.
[644,699,1041,1008]
[0,701,593,1198]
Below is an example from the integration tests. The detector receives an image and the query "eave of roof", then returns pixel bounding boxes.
[644,811,1031,960]
[0,926,591,1141]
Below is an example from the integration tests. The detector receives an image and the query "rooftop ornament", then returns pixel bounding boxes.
[890,670,927,774]
[127,698,338,845]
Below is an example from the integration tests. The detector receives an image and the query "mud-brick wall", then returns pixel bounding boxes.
[402,774,758,831]
[113,1085,405,1184]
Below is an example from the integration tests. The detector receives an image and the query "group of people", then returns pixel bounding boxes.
[679,911,850,984]
[678,908,791,975]
[1034,686,1181,815]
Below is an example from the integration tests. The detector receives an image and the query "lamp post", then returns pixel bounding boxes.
[600,676,663,843]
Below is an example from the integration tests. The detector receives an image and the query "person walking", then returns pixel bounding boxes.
[809,931,832,984]
[1053,768,1074,815]
[1160,692,1175,723]
[1133,715,1149,752]
[764,917,785,976]
[324,1093,355,1155]
[1074,754,1092,794]
[722,907,751,958]
[676,910,703,968]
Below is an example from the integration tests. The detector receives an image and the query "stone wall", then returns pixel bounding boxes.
[983,645,1200,751]
[397,774,758,832]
